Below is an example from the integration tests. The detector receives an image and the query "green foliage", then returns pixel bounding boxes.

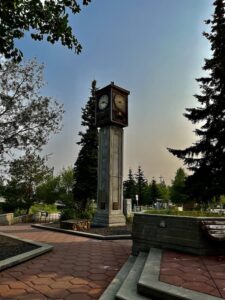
[74,80,98,211]
[29,203,59,214]
[123,168,171,206]
[3,152,52,213]
[60,206,94,221]
[126,214,133,224]
[60,208,76,221]
[170,168,188,204]
[76,209,94,220]
[58,167,74,207]
[145,209,225,217]
[157,180,170,201]
[135,166,149,205]
[149,178,161,204]
[0,59,64,165]
[14,208,27,217]
[168,0,225,202]
[0,0,91,63]
[123,169,136,205]
[220,195,225,205]
[36,166,74,207]
[36,175,61,204]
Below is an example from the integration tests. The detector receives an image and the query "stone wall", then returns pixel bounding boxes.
[0,213,14,225]
[132,213,225,255]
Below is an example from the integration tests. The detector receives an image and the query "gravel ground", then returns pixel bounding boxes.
[0,234,39,261]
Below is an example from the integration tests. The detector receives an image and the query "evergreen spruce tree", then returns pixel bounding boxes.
[123,169,136,206]
[135,166,148,205]
[170,168,188,205]
[157,179,170,202]
[149,178,161,205]
[168,0,225,202]
[73,80,98,211]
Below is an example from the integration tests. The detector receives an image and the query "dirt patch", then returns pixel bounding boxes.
[48,222,132,236]
[86,225,132,235]
[0,234,39,261]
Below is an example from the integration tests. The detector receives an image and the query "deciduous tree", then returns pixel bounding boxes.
[3,151,52,213]
[58,166,74,207]
[0,0,91,63]
[36,175,61,204]
[0,59,64,164]
[36,166,74,207]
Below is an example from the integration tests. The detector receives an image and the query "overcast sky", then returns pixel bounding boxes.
[16,0,214,184]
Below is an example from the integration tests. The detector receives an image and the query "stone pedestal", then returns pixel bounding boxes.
[93,126,126,227]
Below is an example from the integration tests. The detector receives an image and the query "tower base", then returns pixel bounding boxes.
[92,210,126,227]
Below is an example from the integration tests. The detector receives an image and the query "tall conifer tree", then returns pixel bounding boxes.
[135,166,148,205]
[170,168,187,205]
[149,178,160,204]
[123,169,136,205]
[168,0,225,202]
[73,80,98,211]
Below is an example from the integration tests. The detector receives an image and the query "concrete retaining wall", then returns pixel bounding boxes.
[0,213,14,225]
[132,213,225,255]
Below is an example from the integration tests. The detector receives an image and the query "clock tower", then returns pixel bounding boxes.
[93,82,130,227]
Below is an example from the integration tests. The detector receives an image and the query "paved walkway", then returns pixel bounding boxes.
[160,249,225,298]
[0,224,131,300]
[2,224,225,300]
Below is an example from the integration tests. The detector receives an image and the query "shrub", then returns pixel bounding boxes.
[60,208,76,221]
[144,209,225,217]
[126,215,133,224]
[29,203,59,214]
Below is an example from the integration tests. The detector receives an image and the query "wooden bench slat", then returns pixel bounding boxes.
[202,225,225,230]
[200,220,225,242]
[202,221,225,225]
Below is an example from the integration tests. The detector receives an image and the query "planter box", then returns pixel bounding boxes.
[60,219,91,231]
[132,213,225,255]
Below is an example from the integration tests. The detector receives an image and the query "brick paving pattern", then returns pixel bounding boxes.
[0,224,131,300]
[160,249,225,298]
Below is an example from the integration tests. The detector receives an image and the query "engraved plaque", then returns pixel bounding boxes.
[113,202,119,210]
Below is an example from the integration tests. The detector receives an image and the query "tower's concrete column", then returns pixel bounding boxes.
[93,125,126,227]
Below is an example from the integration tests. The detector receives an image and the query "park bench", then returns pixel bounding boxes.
[200,220,225,242]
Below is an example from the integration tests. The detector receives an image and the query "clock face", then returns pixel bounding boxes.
[98,94,109,110]
[114,94,126,113]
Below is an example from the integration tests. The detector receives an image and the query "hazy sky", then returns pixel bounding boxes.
[16,0,214,184]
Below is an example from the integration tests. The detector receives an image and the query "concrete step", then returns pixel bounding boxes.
[138,248,222,300]
[115,252,152,300]
[99,255,136,300]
